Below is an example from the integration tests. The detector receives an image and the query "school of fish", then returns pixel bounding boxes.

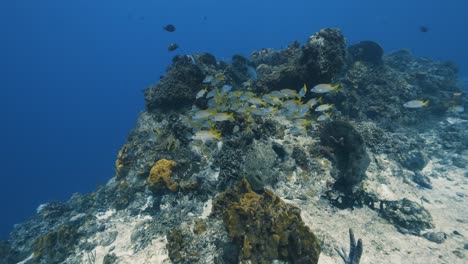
[182,83,340,142]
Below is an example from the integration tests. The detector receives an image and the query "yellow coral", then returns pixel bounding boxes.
[115,144,130,179]
[147,159,178,192]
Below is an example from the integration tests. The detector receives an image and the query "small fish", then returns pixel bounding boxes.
[168,43,179,51]
[206,88,219,99]
[289,126,307,134]
[262,95,283,106]
[215,73,226,82]
[280,89,298,98]
[248,97,266,106]
[249,106,277,116]
[211,112,234,122]
[293,118,312,127]
[403,100,429,108]
[221,85,233,94]
[453,92,462,98]
[196,88,208,99]
[297,104,310,116]
[235,103,250,114]
[192,109,217,120]
[449,105,464,113]
[148,130,158,142]
[419,26,428,33]
[203,75,214,84]
[192,129,221,142]
[315,104,334,112]
[239,92,256,101]
[181,115,192,127]
[283,99,301,109]
[229,91,243,99]
[269,90,285,98]
[317,112,331,121]
[191,119,214,131]
[311,84,339,94]
[207,98,217,109]
[298,84,307,97]
[163,24,176,32]
[306,97,322,107]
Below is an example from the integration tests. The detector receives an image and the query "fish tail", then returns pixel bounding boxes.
[215,131,222,140]
[318,97,323,103]
[423,100,429,107]
[182,115,191,127]
[333,84,339,92]
[153,128,162,136]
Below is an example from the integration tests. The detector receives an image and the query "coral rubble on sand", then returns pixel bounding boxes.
[1,28,467,264]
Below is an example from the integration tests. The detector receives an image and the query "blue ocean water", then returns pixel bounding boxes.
[0,0,466,239]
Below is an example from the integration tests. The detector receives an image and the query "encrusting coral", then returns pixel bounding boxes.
[115,144,131,179]
[147,159,178,192]
[213,179,321,264]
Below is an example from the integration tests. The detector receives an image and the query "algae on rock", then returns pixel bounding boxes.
[213,179,321,264]
[242,140,277,190]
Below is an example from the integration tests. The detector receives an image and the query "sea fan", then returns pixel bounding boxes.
[335,228,363,264]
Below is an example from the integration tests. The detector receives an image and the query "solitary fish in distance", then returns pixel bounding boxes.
[163,24,176,32]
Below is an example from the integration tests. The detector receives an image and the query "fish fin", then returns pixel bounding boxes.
[210,128,222,141]
[182,115,191,127]
[423,100,429,107]
[153,128,162,137]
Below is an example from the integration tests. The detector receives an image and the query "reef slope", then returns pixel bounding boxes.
[1,29,467,264]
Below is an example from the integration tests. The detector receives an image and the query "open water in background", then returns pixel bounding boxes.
[0,0,467,238]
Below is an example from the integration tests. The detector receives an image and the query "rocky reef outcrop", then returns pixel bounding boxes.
[144,56,205,111]
[1,27,467,264]
[212,179,321,264]
[320,120,370,190]
[253,28,346,93]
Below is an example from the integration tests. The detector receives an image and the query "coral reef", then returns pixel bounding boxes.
[339,49,462,123]
[115,143,131,179]
[348,41,384,65]
[0,241,18,264]
[2,27,467,264]
[147,159,178,192]
[320,121,370,190]
[380,198,434,235]
[212,179,321,264]
[144,55,205,110]
[299,28,347,85]
[398,150,428,171]
[33,225,79,263]
[242,139,278,190]
[252,28,346,93]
